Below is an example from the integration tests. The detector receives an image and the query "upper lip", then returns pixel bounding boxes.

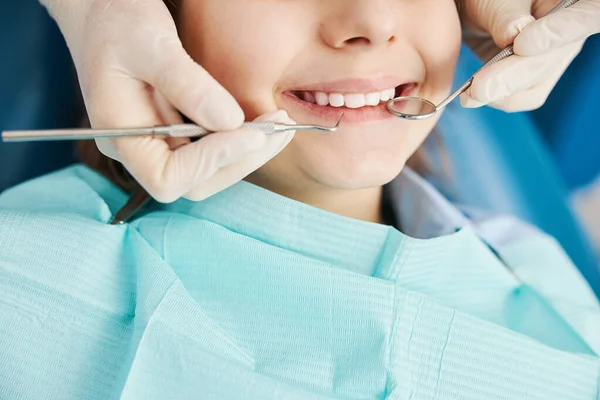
[286,76,413,94]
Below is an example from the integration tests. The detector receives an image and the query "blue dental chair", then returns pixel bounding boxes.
[435,45,600,296]
[531,34,600,191]
[0,0,81,192]
[1,1,599,296]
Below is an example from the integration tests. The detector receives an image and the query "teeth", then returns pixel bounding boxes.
[300,87,399,108]
[365,93,380,106]
[344,94,366,109]
[380,88,396,102]
[329,93,345,107]
[315,92,329,106]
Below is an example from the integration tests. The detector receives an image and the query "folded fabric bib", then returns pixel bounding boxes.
[0,165,597,399]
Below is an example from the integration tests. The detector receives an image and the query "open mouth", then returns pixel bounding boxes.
[287,83,418,110]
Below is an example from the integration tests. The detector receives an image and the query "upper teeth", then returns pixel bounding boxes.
[300,88,397,109]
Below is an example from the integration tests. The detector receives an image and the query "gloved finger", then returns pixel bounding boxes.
[140,34,245,132]
[462,0,535,48]
[460,41,582,107]
[153,87,184,125]
[487,83,554,112]
[530,0,567,17]
[486,59,570,112]
[183,110,296,201]
[152,88,189,151]
[89,74,189,198]
[515,0,600,56]
[89,72,267,202]
[486,39,581,112]
[460,52,559,108]
[459,93,486,109]
[462,34,504,64]
[89,71,166,159]
[151,126,270,202]
[93,84,189,165]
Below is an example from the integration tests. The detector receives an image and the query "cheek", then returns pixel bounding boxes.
[412,6,462,102]
[179,2,306,120]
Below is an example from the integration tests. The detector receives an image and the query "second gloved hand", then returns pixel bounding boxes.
[39,0,293,202]
[459,0,600,112]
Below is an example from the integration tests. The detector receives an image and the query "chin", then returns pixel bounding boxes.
[287,119,424,189]
[250,106,436,194]
[307,162,406,190]
[288,134,411,190]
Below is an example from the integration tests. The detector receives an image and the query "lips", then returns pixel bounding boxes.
[280,81,419,124]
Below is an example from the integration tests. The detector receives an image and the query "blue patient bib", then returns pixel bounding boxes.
[0,165,598,400]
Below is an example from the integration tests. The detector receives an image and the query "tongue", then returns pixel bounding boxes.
[301,92,316,103]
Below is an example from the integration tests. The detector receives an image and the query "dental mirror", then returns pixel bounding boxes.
[386,96,438,121]
[386,77,473,121]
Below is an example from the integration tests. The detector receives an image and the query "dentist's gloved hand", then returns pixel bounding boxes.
[459,0,600,112]
[38,0,294,202]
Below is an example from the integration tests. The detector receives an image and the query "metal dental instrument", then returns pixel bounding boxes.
[1,115,344,142]
[387,0,580,121]
[110,189,153,225]
[2,115,344,224]
[2,115,343,225]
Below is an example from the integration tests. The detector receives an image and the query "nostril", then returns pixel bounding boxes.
[344,37,371,46]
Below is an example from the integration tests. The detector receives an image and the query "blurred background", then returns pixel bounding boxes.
[1,0,599,295]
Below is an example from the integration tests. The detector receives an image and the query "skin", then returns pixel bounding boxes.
[177,0,462,223]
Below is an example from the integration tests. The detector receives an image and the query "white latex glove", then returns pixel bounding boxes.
[459,0,600,112]
[39,0,294,202]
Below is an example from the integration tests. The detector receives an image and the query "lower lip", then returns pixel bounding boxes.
[280,85,418,124]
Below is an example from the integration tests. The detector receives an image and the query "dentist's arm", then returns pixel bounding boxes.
[459,0,600,112]
[38,0,294,202]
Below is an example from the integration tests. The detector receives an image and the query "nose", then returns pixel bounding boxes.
[320,0,398,50]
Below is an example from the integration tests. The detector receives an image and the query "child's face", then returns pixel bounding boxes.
[179,1,461,192]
